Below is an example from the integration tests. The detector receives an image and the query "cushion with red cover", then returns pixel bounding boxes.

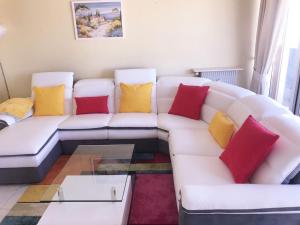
[220,115,279,183]
[168,84,209,120]
[75,96,109,115]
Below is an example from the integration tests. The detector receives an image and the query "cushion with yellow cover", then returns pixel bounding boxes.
[209,111,235,148]
[0,98,33,119]
[33,85,65,116]
[119,82,153,113]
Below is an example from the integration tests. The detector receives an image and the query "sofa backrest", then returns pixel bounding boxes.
[201,90,237,123]
[226,95,292,127]
[156,76,211,114]
[73,79,115,113]
[31,72,74,115]
[114,68,157,113]
[251,114,300,184]
[209,81,255,99]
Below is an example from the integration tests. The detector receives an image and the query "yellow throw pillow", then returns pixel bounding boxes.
[208,112,235,148]
[0,98,33,119]
[33,85,65,116]
[119,82,153,113]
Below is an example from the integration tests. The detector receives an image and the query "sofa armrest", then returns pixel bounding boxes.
[181,184,300,212]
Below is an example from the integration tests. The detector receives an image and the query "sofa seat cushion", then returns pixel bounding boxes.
[181,184,300,211]
[109,113,157,128]
[108,113,157,139]
[0,116,67,156]
[172,155,234,199]
[0,116,67,168]
[158,113,208,133]
[59,114,112,130]
[58,114,112,141]
[169,129,222,156]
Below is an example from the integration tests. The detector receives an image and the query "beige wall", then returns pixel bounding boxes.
[0,0,259,99]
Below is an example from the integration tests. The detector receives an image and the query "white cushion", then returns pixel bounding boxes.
[172,155,234,199]
[202,90,236,123]
[241,95,291,117]
[169,129,222,156]
[251,114,300,184]
[181,184,300,211]
[58,114,112,141]
[209,81,255,99]
[158,113,208,132]
[158,130,169,141]
[156,76,211,113]
[109,113,157,127]
[73,79,115,113]
[227,95,292,128]
[226,101,257,127]
[0,116,68,156]
[31,72,74,115]
[114,68,157,113]
[59,114,112,130]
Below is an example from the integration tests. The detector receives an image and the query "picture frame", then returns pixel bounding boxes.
[71,0,124,40]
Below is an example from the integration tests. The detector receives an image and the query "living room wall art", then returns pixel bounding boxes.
[71,0,124,39]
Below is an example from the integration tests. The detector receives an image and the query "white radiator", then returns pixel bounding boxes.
[193,67,243,85]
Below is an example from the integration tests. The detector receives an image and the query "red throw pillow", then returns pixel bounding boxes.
[75,96,109,115]
[168,84,209,120]
[220,115,279,183]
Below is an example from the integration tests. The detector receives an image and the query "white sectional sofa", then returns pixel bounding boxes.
[0,69,300,225]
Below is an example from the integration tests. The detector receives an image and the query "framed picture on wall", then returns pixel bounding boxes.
[71,0,124,39]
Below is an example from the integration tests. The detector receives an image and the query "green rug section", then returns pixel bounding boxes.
[96,163,173,174]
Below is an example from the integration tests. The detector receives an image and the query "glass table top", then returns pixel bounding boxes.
[40,144,134,203]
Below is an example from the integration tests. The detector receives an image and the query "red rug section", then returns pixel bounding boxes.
[128,174,179,225]
[39,155,70,185]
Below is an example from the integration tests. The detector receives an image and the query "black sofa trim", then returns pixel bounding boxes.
[157,127,169,133]
[0,120,8,130]
[0,130,58,158]
[0,141,62,184]
[61,138,160,155]
[58,127,108,131]
[181,206,300,214]
[179,204,300,225]
[59,126,159,131]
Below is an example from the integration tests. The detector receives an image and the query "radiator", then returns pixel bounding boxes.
[193,68,243,85]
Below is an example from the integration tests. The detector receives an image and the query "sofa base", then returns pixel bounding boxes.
[0,141,62,184]
[179,205,300,225]
[61,138,166,154]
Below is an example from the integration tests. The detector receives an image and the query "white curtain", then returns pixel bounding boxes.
[250,0,290,95]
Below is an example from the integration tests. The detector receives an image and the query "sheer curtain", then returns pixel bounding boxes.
[250,0,290,95]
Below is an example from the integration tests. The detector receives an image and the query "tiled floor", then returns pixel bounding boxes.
[0,185,27,222]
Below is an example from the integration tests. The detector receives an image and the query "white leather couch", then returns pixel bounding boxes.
[0,69,300,225]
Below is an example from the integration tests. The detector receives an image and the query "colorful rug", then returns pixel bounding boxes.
[0,153,178,225]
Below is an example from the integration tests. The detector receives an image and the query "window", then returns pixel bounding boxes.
[275,0,300,114]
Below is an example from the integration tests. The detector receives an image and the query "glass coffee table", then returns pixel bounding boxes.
[37,144,134,225]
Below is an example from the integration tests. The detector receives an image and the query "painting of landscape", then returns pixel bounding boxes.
[72,1,123,39]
